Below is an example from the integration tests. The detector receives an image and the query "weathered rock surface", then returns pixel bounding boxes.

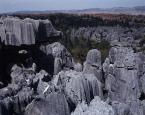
[24,92,70,115]
[0,17,61,46]
[111,101,130,115]
[35,70,50,94]
[40,42,74,74]
[0,84,34,115]
[71,96,115,115]
[10,63,38,89]
[13,87,34,114]
[104,46,141,102]
[69,26,144,48]
[83,49,102,81]
[74,63,82,72]
[0,63,46,115]
[53,70,103,105]
[103,43,145,115]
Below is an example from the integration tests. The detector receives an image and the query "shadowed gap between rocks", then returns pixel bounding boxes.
[36,22,62,44]
[139,92,145,101]
[0,43,54,86]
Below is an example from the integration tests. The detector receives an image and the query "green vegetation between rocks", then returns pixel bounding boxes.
[61,37,110,64]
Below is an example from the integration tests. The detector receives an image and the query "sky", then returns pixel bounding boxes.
[0,0,145,13]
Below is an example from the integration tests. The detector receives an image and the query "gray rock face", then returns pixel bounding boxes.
[103,44,145,115]
[104,46,141,102]
[0,64,40,115]
[140,75,145,94]
[54,58,63,75]
[112,100,144,115]
[71,96,115,115]
[53,70,103,105]
[24,92,70,115]
[0,83,34,115]
[69,26,144,48]
[10,64,51,95]
[84,74,103,99]
[83,49,102,81]
[111,101,130,115]
[141,100,145,115]
[0,97,13,115]
[111,100,145,115]
[35,70,50,94]
[11,64,36,88]
[40,42,74,74]
[74,63,82,72]
[13,87,34,114]
[0,17,61,46]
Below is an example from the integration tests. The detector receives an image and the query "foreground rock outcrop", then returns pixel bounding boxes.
[103,43,145,115]
[71,96,115,115]
[25,92,70,115]
[52,69,103,107]
[0,16,73,115]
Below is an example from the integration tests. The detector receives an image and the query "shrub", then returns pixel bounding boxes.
[68,38,110,64]
[71,46,89,63]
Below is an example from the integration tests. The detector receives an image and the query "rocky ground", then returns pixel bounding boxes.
[0,16,145,115]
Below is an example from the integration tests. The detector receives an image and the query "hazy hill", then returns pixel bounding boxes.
[11,6,145,15]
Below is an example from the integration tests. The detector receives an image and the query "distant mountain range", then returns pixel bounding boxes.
[10,6,145,15]
[75,6,145,15]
